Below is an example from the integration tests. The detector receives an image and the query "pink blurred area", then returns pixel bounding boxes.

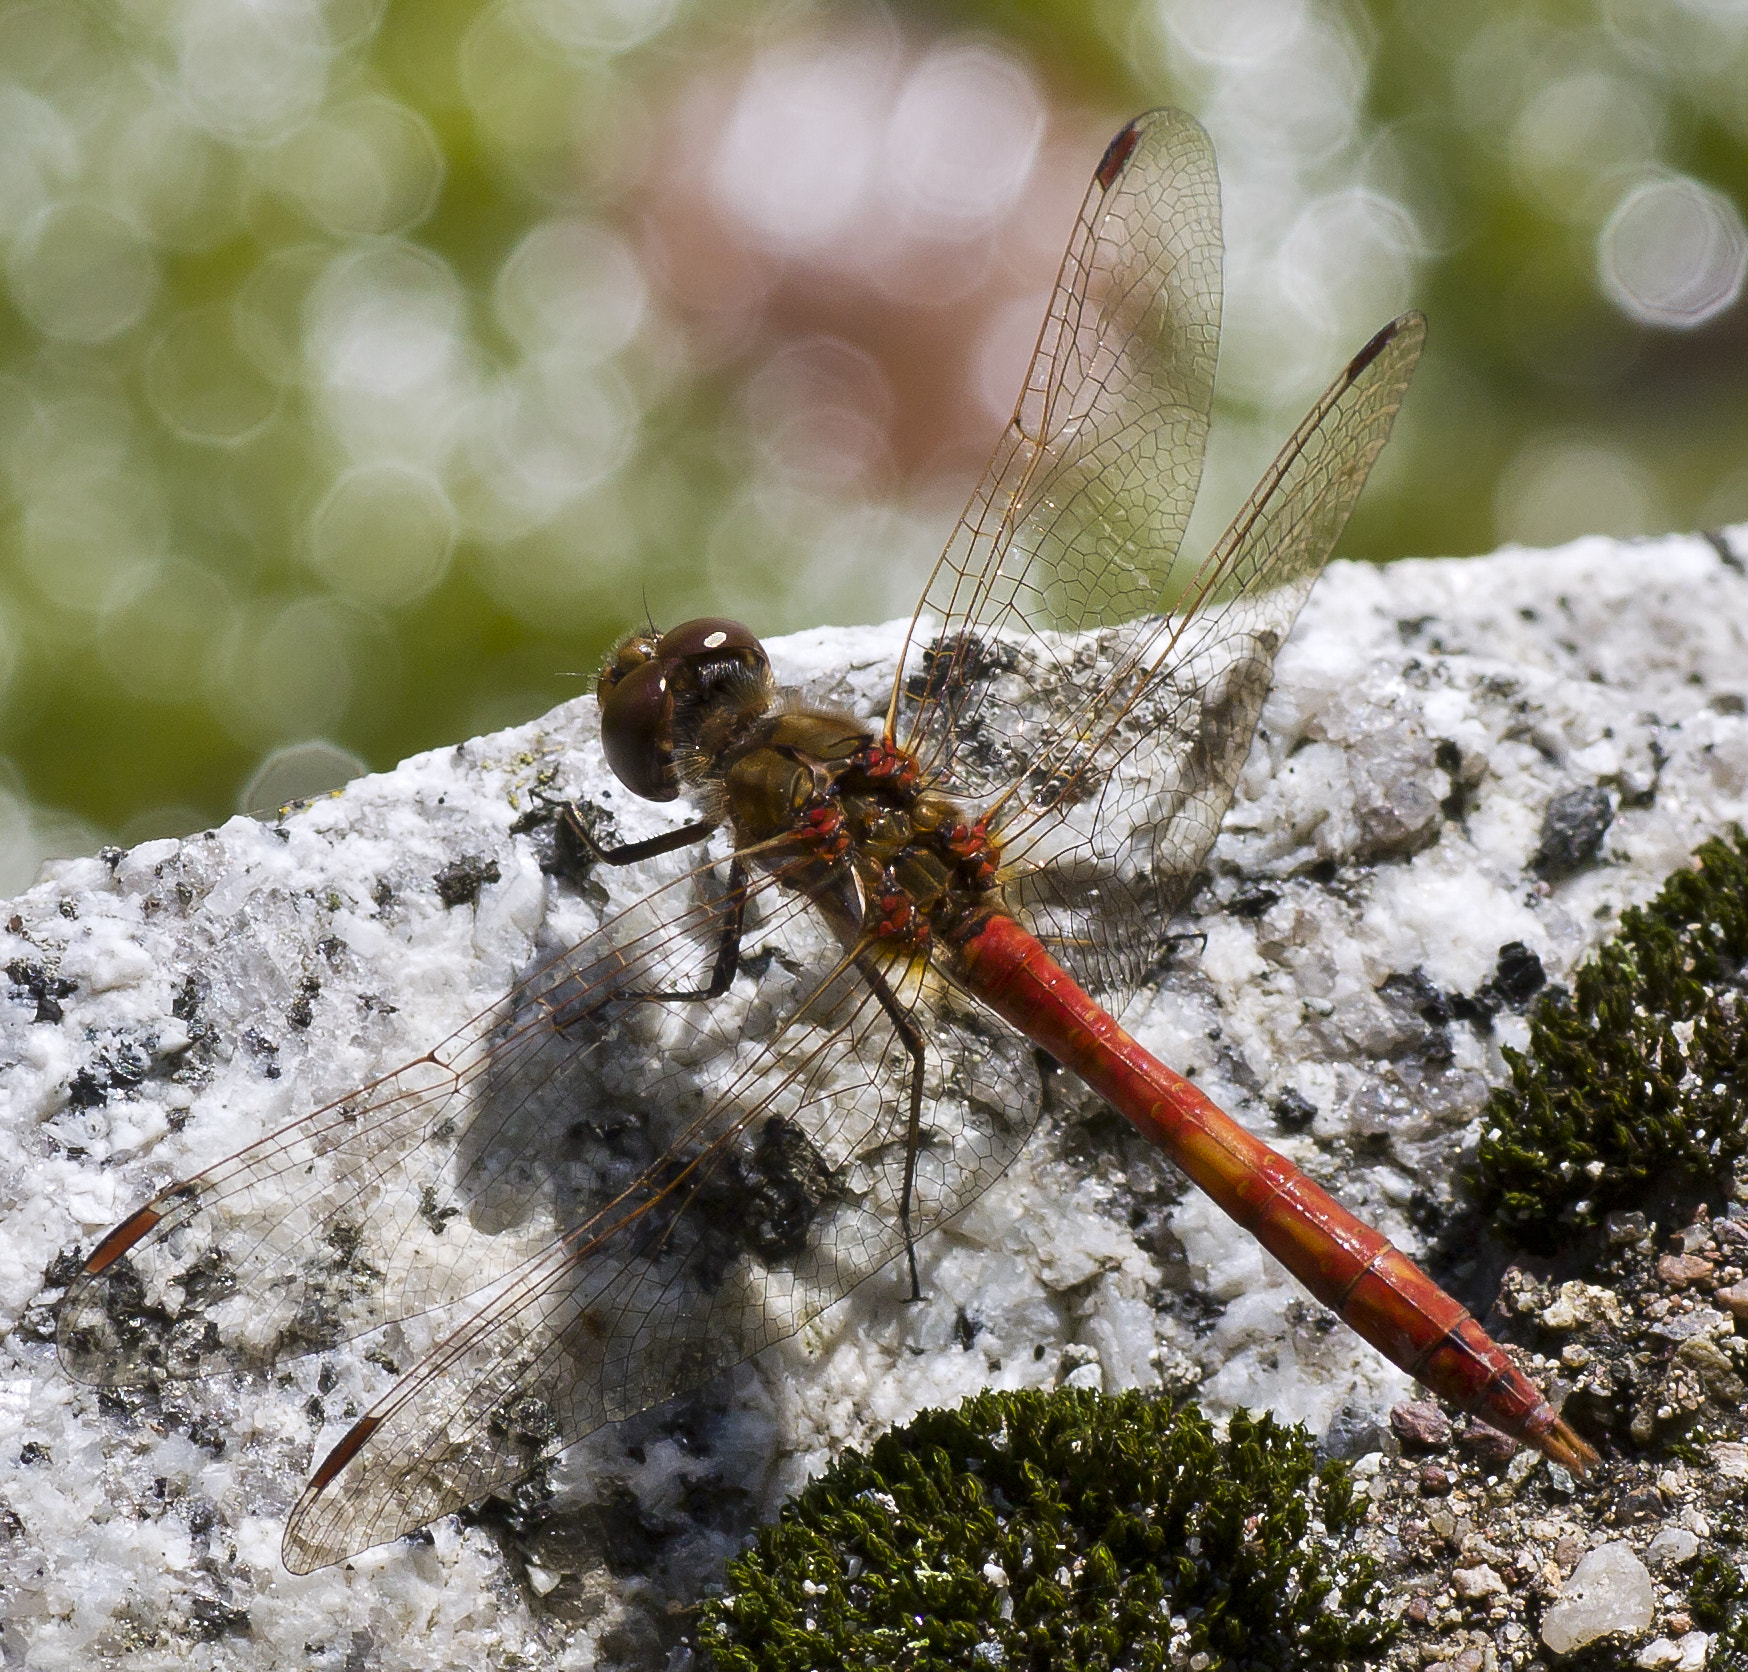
[636,27,1118,494]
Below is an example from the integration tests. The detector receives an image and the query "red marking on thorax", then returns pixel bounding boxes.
[800,806,850,859]
[855,741,919,791]
[944,821,998,887]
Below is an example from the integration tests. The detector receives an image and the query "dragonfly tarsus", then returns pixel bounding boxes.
[617,853,752,1005]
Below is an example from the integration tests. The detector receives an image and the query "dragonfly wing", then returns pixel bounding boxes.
[997,313,1427,997]
[55,854,801,1388]
[892,107,1222,793]
[280,943,1041,1571]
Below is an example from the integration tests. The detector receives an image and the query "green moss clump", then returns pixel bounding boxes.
[1689,1550,1748,1670]
[695,1389,1393,1672]
[1471,831,1748,1248]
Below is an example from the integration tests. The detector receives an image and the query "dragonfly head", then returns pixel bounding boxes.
[597,618,769,802]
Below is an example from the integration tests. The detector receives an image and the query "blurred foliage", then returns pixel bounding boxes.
[0,0,1745,880]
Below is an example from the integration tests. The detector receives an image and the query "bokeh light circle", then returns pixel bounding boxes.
[1161,0,1311,64]
[240,738,370,817]
[6,203,159,343]
[21,477,167,614]
[1598,176,1748,328]
[517,0,680,56]
[97,558,236,704]
[111,102,241,253]
[272,96,445,237]
[206,595,377,747]
[461,362,637,537]
[712,39,894,252]
[144,308,281,445]
[1495,435,1669,547]
[174,0,333,143]
[303,244,473,464]
[0,84,77,242]
[743,336,893,490]
[233,244,332,383]
[495,219,647,362]
[308,463,458,606]
[882,44,1043,236]
[1509,73,1665,225]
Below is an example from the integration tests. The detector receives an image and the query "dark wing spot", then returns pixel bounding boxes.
[1095,118,1142,190]
[1345,315,1405,382]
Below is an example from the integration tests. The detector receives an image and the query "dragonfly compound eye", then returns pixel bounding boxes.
[599,656,679,801]
[654,617,768,675]
[596,631,662,710]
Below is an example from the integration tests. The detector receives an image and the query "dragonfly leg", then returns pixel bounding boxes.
[616,855,752,1006]
[856,953,927,1301]
[557,801,718,867]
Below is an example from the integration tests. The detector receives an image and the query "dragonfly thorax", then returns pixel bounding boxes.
[714,712,1003,947]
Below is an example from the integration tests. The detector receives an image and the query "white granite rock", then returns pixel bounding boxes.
[1541,1540,1659,1657]
[1636,1630,1714,1671]
[1,529,1745,1669]
[1648,1525,1703,1571]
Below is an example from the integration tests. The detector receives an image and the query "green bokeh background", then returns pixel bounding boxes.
[1,0,1744,887]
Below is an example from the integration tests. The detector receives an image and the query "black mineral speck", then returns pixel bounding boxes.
[1534,784,1613,877]
[7,959,76,1024]
[1378,969,1453,1028]
[66,1069,106,1109]
[434,857,501,908]
[241,1027,281,1079]
[286,975,319,1030]
[1272,1088,1317,1131]
[171,972,204,1021]
[1490,941,1546,1009]
[41,1249,82,1291]
[744,1117,834,1262]
[905,631,1019,701]
[1227,885,1281,919]
[187,1597,251,1642]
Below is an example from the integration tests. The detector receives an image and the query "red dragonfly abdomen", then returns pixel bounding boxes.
[953,910,1599,1474]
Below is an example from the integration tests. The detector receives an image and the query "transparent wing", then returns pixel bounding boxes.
[989,313,1426,997]
[890,107,1223,791]
[280,943,1040,1572]
[56,848,818,1387]
[888,108,1423,1001]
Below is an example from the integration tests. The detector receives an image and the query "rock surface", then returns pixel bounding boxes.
[0,528,1745,1669]
[1540,1541,1657,1656]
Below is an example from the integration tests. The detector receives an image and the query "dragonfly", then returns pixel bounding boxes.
[58,108,1597,1574]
